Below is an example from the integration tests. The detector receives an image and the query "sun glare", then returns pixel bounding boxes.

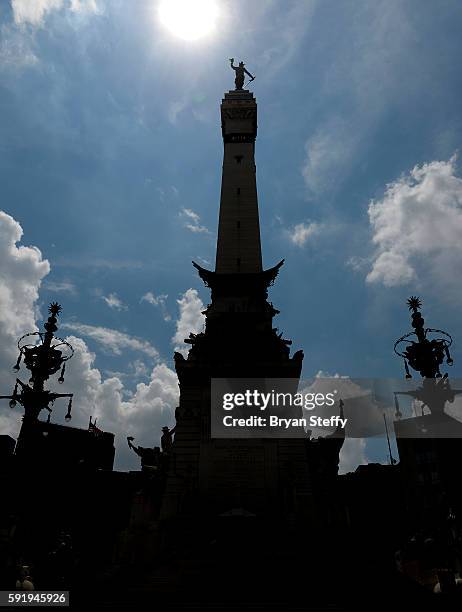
[158,0,219,42]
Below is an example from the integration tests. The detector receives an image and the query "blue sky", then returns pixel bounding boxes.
[1,0,462,471]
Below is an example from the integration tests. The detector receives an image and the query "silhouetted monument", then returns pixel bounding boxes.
[158,65,342,542]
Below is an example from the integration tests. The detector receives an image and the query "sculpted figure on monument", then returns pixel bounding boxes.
[127,436,161,472]
[229,58,254,90]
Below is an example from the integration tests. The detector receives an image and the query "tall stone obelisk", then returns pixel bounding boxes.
[159,67,325,531]
[215,89,262,274]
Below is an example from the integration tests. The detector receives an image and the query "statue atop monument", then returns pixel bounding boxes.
[229,58,254,90]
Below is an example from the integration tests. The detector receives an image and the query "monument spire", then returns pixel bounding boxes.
[164,61,312,529]
[215,60,262,273]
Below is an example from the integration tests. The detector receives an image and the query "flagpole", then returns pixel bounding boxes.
[383,413,395,465]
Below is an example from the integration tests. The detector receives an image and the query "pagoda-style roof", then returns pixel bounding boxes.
[192,259,284,290]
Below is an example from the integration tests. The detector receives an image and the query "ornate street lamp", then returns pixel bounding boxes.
[393,297,460,417]
[0,303,74,424]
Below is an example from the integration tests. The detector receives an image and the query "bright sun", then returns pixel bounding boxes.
[158,0,219,41]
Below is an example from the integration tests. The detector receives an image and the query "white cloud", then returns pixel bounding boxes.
[186,224,209,235]
[0,24,38,68]
[0,210,50,440]
[61,322,158,358]
[141,291,171,321]
[180,208,210,234]
[172,288,205,356]
[287,221,321,247]
[0,211,50,344]
[366,155,462,299]
[3,0,101,71]
[12,0,64,26]
[141,291,166,307]
[367,251,415,287]
[302,118,358,196]
[339,438,367,474]
[130,359,149,379]
[101,292,127,311]
[181,208,200,224]
[168,99,187,125]
[346,256,368,273]
[69,0,100,14]
[11,0,100,27]
[44,280,76,294]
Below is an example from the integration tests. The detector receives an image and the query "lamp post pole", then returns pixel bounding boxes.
[0,302,74,424]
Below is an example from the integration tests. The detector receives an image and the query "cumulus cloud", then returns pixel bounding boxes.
[366,155,462,299]
[172,288,205,356]
[141,291,171,321]
[61,322,158,358]
[101,292,127,311]
[180,208,210,234]
[0,210,50,440]
[287,221,321,247]
[0,211,49,348]
[11,0,100,27]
